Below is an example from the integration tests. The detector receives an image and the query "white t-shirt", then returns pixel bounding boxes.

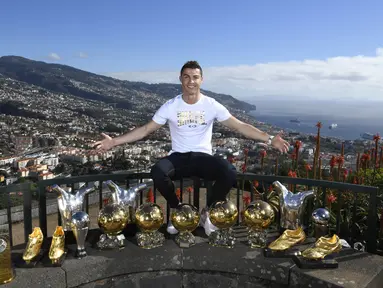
[152,94,232,155]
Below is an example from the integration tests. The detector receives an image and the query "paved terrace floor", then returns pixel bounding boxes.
[3,226,383,288]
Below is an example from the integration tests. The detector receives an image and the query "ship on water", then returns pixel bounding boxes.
[290,118,301,123]
[329,123,337,129]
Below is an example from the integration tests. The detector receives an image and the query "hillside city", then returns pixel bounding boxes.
[0,57,380,189]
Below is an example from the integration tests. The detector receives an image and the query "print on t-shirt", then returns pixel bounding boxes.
[177,111,207,128]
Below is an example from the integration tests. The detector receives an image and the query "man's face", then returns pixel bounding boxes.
[180,68,203,94]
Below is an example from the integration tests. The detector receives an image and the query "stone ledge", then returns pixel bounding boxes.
[3,228,383,288]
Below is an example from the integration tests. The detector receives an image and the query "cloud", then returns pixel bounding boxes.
[106,48,383,102]
[47,53,61,61]
[76,52,88,59]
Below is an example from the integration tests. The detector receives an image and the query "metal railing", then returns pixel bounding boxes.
[0,172,380,254]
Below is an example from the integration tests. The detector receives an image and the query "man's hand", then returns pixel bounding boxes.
[271,133,290,153]
[91,133,115,152]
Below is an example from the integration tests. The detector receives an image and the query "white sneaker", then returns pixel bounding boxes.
[166,221,179,235]
[200,208,218,236]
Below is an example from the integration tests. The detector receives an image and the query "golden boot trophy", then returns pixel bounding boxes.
[135,203,165,249]
[265,227,306,258]
[208,200,238,248]
[243,200,274,248]
[293,234,342,269]
[49,226,66,265]
[22,227,44,266]
[0,233,15,284]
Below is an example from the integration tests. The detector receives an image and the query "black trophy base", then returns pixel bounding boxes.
[75,248,87,259]
[15,249,45,268]
[264,247,301,258]
[293,254,338,269]
[43,250,67,267]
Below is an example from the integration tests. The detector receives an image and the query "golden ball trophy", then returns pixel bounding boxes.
[96,203,129,249]
[135,203,165,249]
[0,232,14,284]
[208,200,238,248]
[170,204,200,248]
[243,200,274,248]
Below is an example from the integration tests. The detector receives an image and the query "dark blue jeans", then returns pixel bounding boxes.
[150,152,237,208]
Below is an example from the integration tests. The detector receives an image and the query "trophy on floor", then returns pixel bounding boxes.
[243,200,274,248]
[52,183,96,231]
[48,226,66,266]
[0,232,14,284]
[135,203,165,249]
[21,227,44,267]
[265,226,306,258]
[170,204,200,248]
[293,234,342,269]
[104,180,149,223]
[96,203,129,249]
[70,211,90,258]
[208,200,238,248]
[272,181,315,230]
[311,208,330,239]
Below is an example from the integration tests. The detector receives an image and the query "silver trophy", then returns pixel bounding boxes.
[52,183,96,231]
[104,180,149,223]
[311,208,330,239]
[70,211,90,258]
[272,181,315,230]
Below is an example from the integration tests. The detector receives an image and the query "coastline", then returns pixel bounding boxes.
[247,110,381,141]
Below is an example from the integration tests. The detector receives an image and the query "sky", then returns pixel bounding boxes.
[1,0,383,107]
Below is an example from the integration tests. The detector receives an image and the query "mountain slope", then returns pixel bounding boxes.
[0,56,256,112]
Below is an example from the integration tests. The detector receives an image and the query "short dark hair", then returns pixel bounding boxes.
[180,61,203,76]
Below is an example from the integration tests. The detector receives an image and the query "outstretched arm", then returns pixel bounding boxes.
[220,116,290,153]
[92,120,163,151]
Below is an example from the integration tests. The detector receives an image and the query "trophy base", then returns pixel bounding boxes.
[136,231,165,249]
[96,234,125,250]
[248,228,267,249]
[263,247,301,258]
[75,248,87,259]
[17,249,45,268]
[292,254,338,269]
[208,228,236,248]
[0,273,15,285]
[46,250,68,267]
[175,231,196,248]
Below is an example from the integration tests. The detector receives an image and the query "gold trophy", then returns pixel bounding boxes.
[265,227,306,258]
[135,203,165,249]
[48,226,66,265]
[243,200,274,248]
[0,233,14,284]
[294,234,342,269]
[170,204,200,248]
[22,227,44,266]
[97,203,129,249]
[208,200,238,248]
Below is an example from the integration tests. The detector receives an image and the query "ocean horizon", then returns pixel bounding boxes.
[248,110,382,141]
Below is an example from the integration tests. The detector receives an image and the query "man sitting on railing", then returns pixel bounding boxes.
[92,60,289,236]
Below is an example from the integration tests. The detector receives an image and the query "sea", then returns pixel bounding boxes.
[248,111,383,141]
